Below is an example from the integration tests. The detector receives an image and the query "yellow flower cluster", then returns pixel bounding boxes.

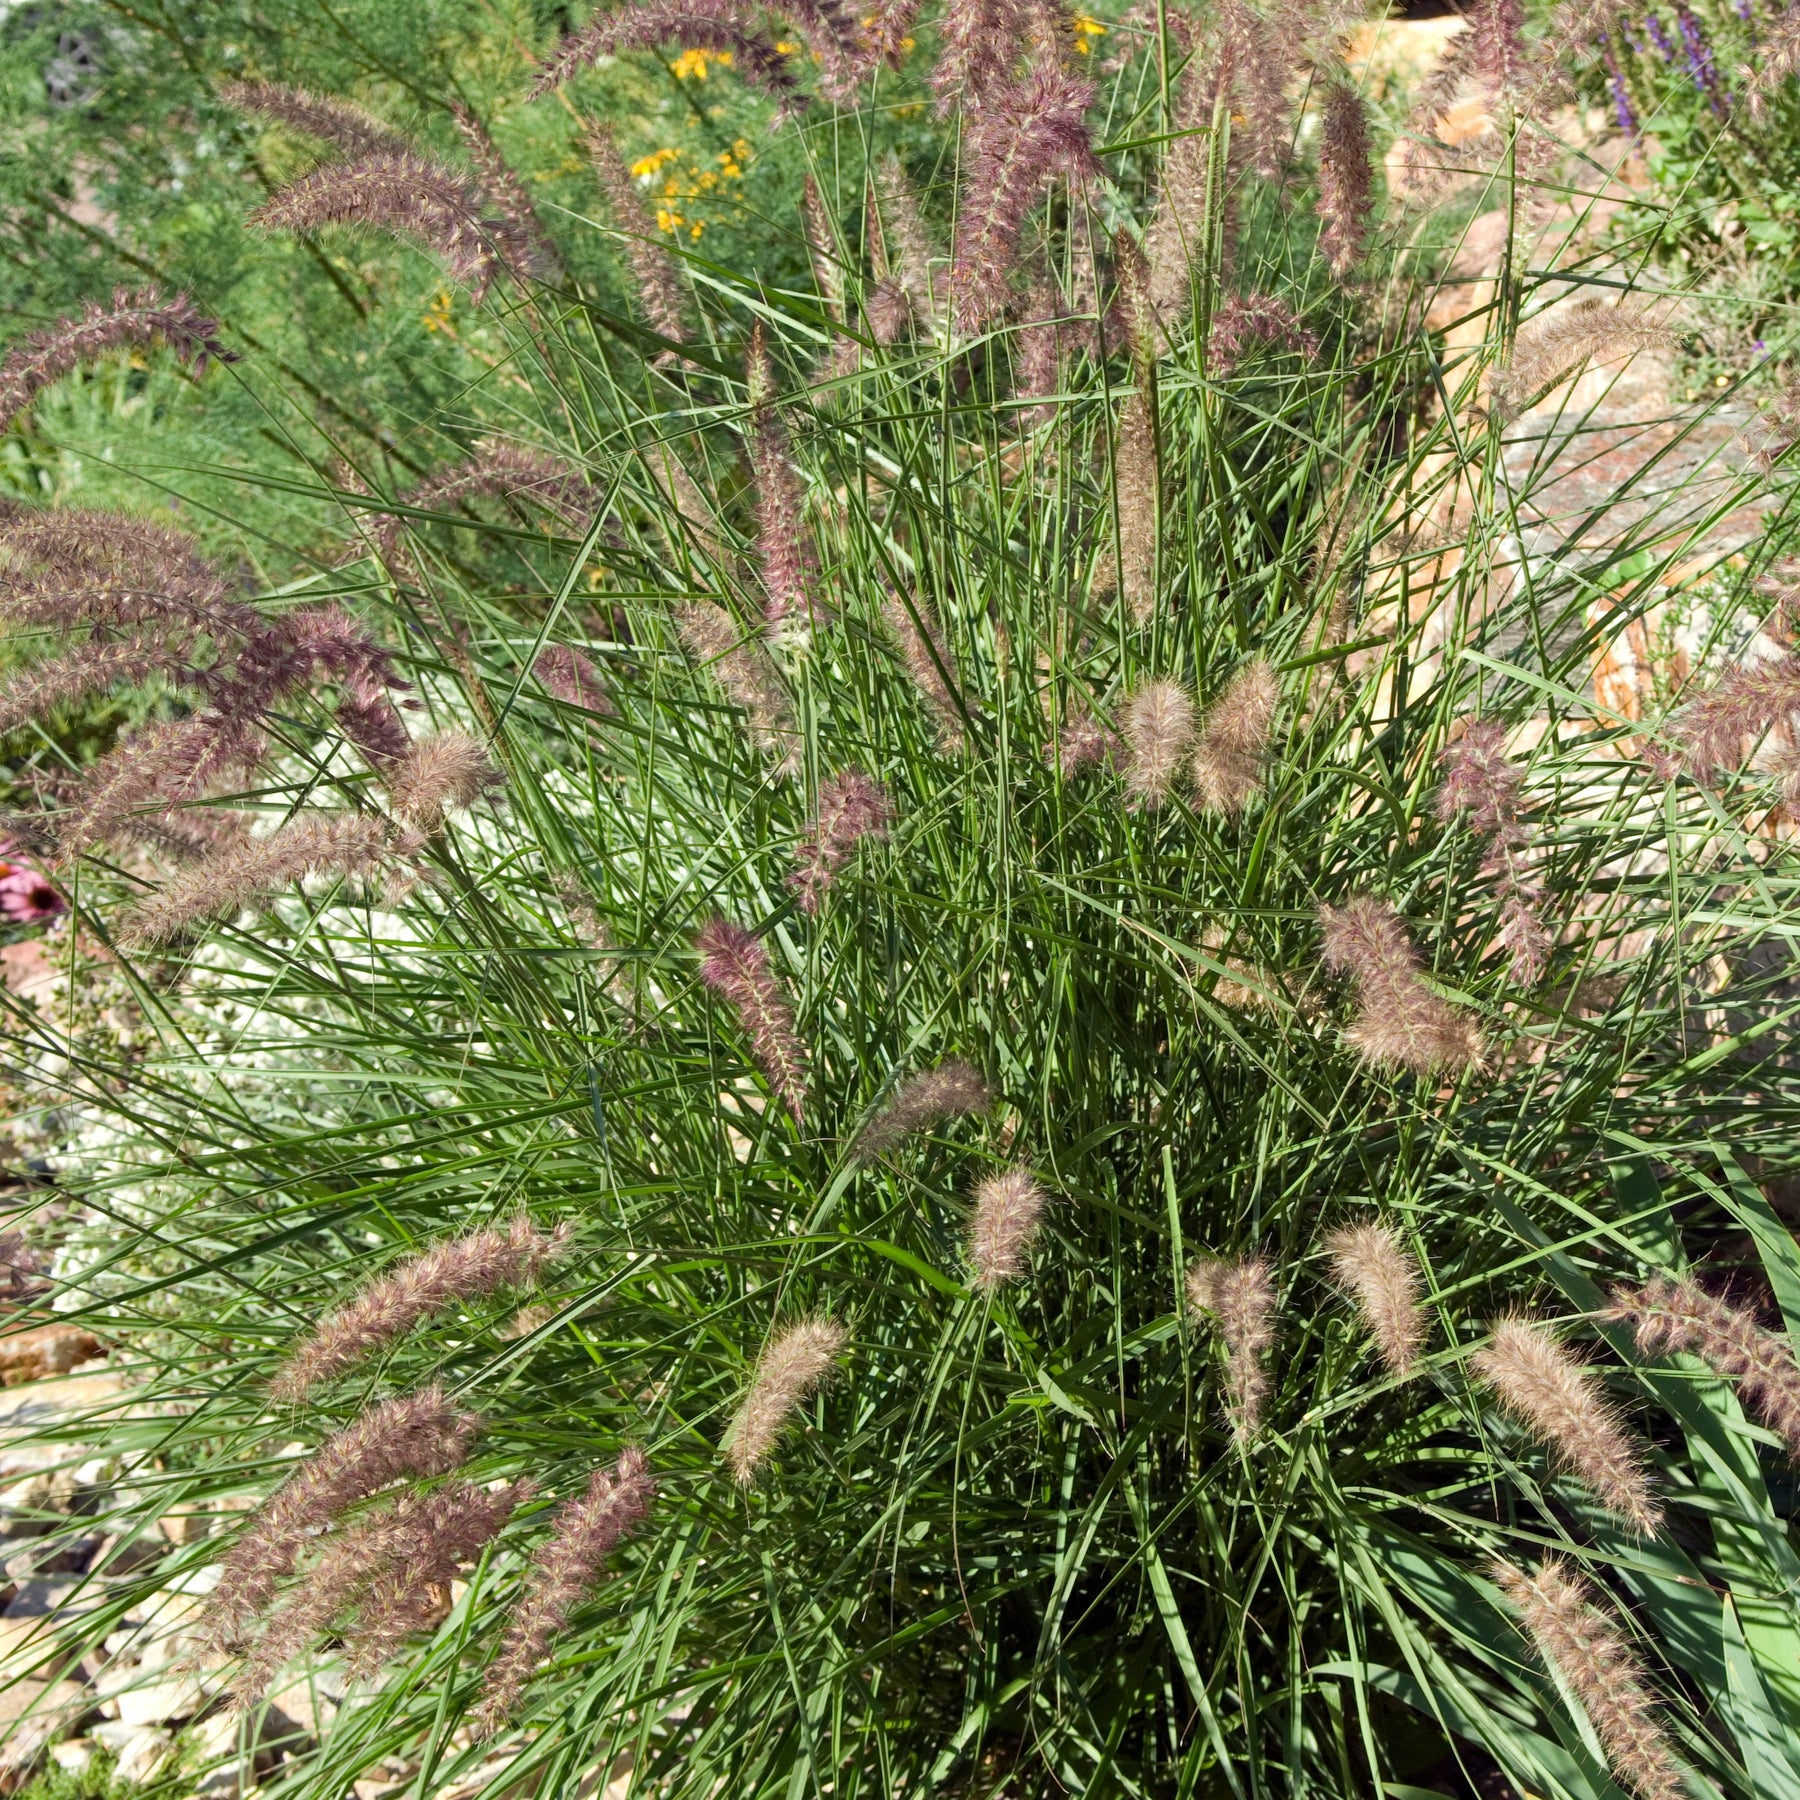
[670,46,733,79]
[627,138,753,241]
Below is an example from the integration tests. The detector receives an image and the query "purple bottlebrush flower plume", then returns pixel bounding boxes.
[1318,894,1484,1074]
[271,1215,571,1402]
[1657,653,1800,786]
[121,813,425,947]
[1606,1276,1800,1457]
[855,1059,990,1161]
[232,1479,527,1706]
[1475,1317,1661,1534]
[0,637,203,740]
[1495,1560,1686,1800]
[474,1448,655,1734]
[1048,700,1119,777]
[204,1386,480,1649]
[863,0,921,71]
[0,508,225,591]
[452,105,563,280]
[1121,678,1194,808]
[802,175,846,321]
[696,915,810,1121]
[219,79,410,160]
[746,325,824,637]
[1145,54,1242,318]
[968,1167,1048,1289]
[930,0,1073,117]
[61,713,271,853]
[1489,298,1677,422]
[788,768,893,915]
[250,152,510,297]
[1470,0,1529,106]
[1218,0,1299,183]
[530,1,806,118]
[1437,719,1550,982]
[1315,82,1373,279]
[675,600,800,774]
[0,287,234,436]
[1187,1254,1277,1440]
[586,123,691,349]
[1192,660,1278,812]
[949,56,1097,332]
[1011,275,1072,408]
[1208,293,1320,372]
[883,590,968,752]
[867,155,944,344]
[724,1319,846,1481]
[535,643,614,715]
[386,731,502,832]
[1327,1222,1427,1379]
[772,0,865,101]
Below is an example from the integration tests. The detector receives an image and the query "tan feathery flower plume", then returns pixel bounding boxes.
[788,769,892,914]
[725,1318,847,1481]
[1192,660,1277,812]
[270,1215,572,1401]
[883,591,968,752]
[1489,299,1677,423]
[1187,1255,1277,1440]
[205,1387,480,1647]
[386,730,502,832]
[1495,1559,1687,1800]
[867,154,943,343]
[802,174,845,321]
[675,601,800,775]
[534,644,613,716]
[1474,1316,1661,1534]
[1326,1222,1427,1378]
[1606,1276,1800,1456]
[586,123,690,349]
[968,1168,1048,1289]
[1315,82,1374,279]
[475,1448,655,1734]
[696,915,810,1121]
[1317,894,1483,1075]
[1111,388,1159,623]
[1121,679,1195,809]
[855,1059,990,1161]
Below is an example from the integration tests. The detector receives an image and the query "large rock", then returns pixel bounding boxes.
[0,1677,89,1790]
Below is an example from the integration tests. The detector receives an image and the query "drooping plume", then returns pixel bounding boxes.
[586,124,690,348]
[1658,654,1800,791]
[206,1386,480,1645]
[1121,679,1195,809]
[386,731,501,832]
[1490,299,1676,423]
[724,1318,847,1481]
[0,638,201,739]
[1208,293,1320,372]
[122,814,423,948]
[788,769,892,914]
[270,1215,572,1402]
[0,287,233,436]
[1606,1276,1800,1457]
[855,1059,990,1161]
[1192,661,1277,812]
[1437,719,1550,982]
[1187,1255,1277,1440]
[474,1449,655,1734]
[220,80,411,160]
[1474,1316,1661,1534]
[950,57,1097,332]
[530,1,806,118]
[696,915,810,1121]
[1495,1559,1686,1800]
[1317,894,1484,1075]
[1326,1222,1427,1379]
[675,601,800,774]
[967,1167,1048,1289]
[250,153,510,297]
[1315,82,1373,279]
[746,326,823,636]
[451,105,563,280]
[883,591,968,752]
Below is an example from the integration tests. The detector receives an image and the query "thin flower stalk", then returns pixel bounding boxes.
[1326,1223,1427,1378]
[270,1215,573,1402]
[746,326,823,635]
[675,601,800,774]
[220,80,410,160]
[1437,720,1550,983]
[1495,1559,1687,1800]
[452,105,562,280]
[855,1060,990,1161]
[1490,299,1677,423]
[883,591,968,752]
[474,1449,654,1734]
[968,1168,1048,1289]
[1474,1317,1661,1534]
[535,644,613,716]
[530,1,806,117]
[1192,661,1277,812]
[1315,82,1373,279]
[587,124,690,347]
[788,769,892,915]
[1317,894,1484,1075]
[0,287,234,435]
[206,1387,480,1645]
[725,1320,847,1481]
[1606,1276,1800,1456]
[1187,1255,1277,1439]
[1121,679,1194,809]
[696,916,810,1121]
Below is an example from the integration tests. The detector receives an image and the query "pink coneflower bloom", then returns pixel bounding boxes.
[696,915,810,1121]
[788,769,892,914]
[0,846,64,923]
[0,287,233,436]
[725,1319,846,1480]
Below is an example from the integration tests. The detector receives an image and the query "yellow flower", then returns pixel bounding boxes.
[671,46,732,78]
[1072,12,1105,52]
[421,289,456,335]
[656,206,685,233]
[630,147,680,180]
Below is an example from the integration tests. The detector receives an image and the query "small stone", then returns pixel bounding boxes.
[114,1672,206,1727]
[113,1723,174,1785]
[0,1677,89,1783]
[49,1737,95,1774]
[0,1326,102,1387]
